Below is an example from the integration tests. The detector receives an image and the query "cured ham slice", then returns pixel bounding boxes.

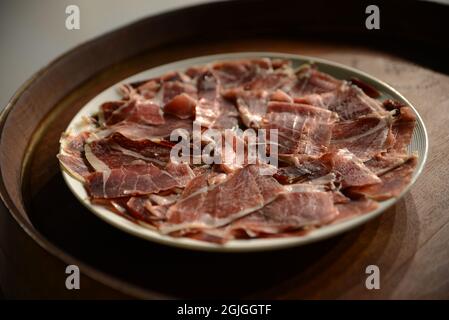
[263,101,337,155]
[328,149,381,188]
[364,152,414,176]
[334,198,379,222]
[389,106,416,154]
[86,161,194,199]
[229,186,338,236]
[290,65,342,97]
[163,93,196,119]
[126,196,155,222]
[101,99,165,126]
[196,71,239,129]
[85,133,172,169]
[294,84,387,120]
[275,149,380,188]
[211,59,272,89]
[346,156,417,201]
[244,64,294,92]
[96,115,193,140]
[236,90,269,128]
[275,154,331,184]
[212,97,240,130]
[330,115,394,161]
[162,81,197,104]
[162,165,284,233]
[57,132,92,181]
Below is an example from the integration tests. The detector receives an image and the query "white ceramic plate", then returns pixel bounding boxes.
[60,52,428,252]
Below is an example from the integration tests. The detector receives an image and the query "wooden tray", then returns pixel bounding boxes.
[1,0,448,299]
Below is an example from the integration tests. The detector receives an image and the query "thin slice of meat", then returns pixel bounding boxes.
[196,70,223,127]
[126,196,156,222]
[57,132,92,181]
[349,77,381,99]
[289,64,342,97]
[211,58,272,90]
[96,115,193,140]
[137,193,181,221]
[132,79,161,100]
[236,90,269,128]
[263,102,337,155]
[334,198,379,222]
[212,97,240,129]
[244,68,295,92]
[275,154,331,184]
[131,72,193,100]
[330,114,394,161]
[227,184,338,236]
[161,165,284,233]
[216,130,248,173]
[276,149,380,188]
[100,100,126,124]
[269,89,293,103]
[85,133,172,169]
[364,152,414,176]
[85,161,194,199]
[162,81,197,104]
[196,70,239,129]
[163,93,196,119]
[102,99,165,126]
[346,156,417,201]
[328,148,381,188]
[294,84,387,120]
[389,106,416,154]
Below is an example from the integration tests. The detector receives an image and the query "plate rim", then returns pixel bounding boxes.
[60,51,429,252]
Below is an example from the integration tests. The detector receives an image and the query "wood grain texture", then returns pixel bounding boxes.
[22,40,449,299]
[1,0,448,299]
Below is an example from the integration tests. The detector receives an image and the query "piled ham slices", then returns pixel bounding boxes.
[58,58,418,243]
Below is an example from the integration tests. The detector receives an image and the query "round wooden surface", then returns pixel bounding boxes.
[1,0,448,299]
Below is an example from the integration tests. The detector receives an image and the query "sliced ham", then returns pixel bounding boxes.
[236,90,269,128]
[289,65,342,97]
[85,133,172,169]
[96,115,193,140]
[57,132,92,181]
[196,70,239,129]
[262,101,337,155]
[163,93,196,119]
[327,149,381,188]
[334,198,380,222]
[389,106,416,154]
[364,152,414,176]
[275,149,380,188]
[161,165,284,233]
[229,186,338,236]
[294,84,387,120]
[211,58,272,90]
[275,154,331,184]
[330,114,394,161]
[126,196,156,222]
[346,156,417,201]
[101,99,165,126]
[85,161,194,199]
